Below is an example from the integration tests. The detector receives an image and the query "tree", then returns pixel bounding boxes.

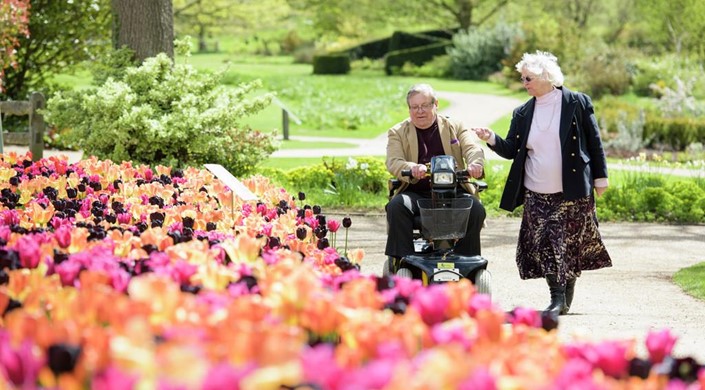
[0,0,30,93]
[426,0,509,30]
[173,0,237,52]
[1,0,112,100]
[111,0,173,61]
[635,0,705,58]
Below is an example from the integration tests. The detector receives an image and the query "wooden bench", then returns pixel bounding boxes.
[0,92,46,161]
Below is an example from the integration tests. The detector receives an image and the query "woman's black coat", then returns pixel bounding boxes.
[489,87,608,212]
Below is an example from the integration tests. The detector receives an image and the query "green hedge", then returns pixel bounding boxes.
[385,41,452,75]
[312,54,351,75]
[644,115,705,151]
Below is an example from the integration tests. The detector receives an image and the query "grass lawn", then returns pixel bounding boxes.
[674,263,705,301]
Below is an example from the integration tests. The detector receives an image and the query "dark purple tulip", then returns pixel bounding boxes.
[314,226,328,239]
[540,310,559,332]
[312,205,322,215]
[298,192,306,201]
[47,343,82,376]
[317,237,329,250]
[296,227,307,240]
[342,217,352,228]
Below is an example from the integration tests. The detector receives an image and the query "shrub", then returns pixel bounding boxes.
[385,41,451,76]
[312,54,351,75]
[631,55,705,99]
[448,23,520,81]
[44,53,275,177]
[569,45,634,99]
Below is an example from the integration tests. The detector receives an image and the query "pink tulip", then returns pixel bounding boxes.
[551,359,600,390]
[1,209,20,225]
[459,367,497,390]
[327,219,341,233]
[646,328,677,364]
[56,260,83,286]
[0,332,42,387]
[54,225,72,248]
[17,235,42,269]
[201,362,256,390]
[411,284,449,325]
[508,307,542,328]
[301,344,345,389]
[468,292,494,316]
[91,365,139,390]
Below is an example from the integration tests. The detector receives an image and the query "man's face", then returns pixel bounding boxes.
[408,93,437,129]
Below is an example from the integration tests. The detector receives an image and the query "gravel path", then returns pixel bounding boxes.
[329,211,705,362]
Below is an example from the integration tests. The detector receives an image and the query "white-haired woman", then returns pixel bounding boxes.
[474,51,612,316]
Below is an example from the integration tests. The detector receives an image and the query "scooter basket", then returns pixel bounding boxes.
[417,198,473,240]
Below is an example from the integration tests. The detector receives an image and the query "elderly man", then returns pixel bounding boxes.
[385,83,486,259]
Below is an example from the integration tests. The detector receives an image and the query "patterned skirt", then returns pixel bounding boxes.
[516,190,612,284]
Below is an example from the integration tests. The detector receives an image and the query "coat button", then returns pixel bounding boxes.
[571,153,575,156]
[573,136,577,140]
[572,169,576,172]
[517,148,520,152]
[572,121,576,125]
[516,134,520,139]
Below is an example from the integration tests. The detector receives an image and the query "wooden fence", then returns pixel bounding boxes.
[0,91,46,161]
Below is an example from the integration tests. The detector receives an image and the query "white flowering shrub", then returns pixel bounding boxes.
[44,53,275,176]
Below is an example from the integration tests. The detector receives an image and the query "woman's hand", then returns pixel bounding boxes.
[472,127,493,142]
[595,186,607,197]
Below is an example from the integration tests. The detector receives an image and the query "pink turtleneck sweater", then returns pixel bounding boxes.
[524,88,563,194]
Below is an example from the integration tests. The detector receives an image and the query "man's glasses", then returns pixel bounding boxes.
[520,75,537,83]
[409,102,435,112]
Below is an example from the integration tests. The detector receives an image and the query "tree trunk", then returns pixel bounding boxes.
[112,0,174,62]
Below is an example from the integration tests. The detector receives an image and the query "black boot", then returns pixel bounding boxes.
[545,274,567,316]
[564,278,576,314]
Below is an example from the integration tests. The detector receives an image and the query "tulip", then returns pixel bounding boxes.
[645,328,677,364]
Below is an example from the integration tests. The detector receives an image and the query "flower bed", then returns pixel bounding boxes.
[0,152,703,389]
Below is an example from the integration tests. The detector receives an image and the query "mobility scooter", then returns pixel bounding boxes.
[384,155,492,296]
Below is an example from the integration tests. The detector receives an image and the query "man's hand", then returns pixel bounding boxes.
[467,163,483,179]
[411,163,427,179]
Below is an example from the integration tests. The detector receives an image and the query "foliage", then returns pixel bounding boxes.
[396,55,452,78]
[634,0,705,60]
[631,55,705,99]
[597,156,705,223]
[649,76,705,118]
[448,23,520,80]
[312,54,351,75]
[568,44,635,99]
[44,53,275,176]
[601,109,651,156]
[0,0,30,93]
[0,0,112,100]
[174,0,295,55]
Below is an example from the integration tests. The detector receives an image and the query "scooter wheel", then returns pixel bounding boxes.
[396,267,413,279]
[473,269,492,298]
[382,257,392,277]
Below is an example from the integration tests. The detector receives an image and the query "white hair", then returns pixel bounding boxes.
[515,51,564,87]
[406,83,438,105]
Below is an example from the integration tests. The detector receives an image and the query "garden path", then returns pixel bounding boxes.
[270,91,523,158]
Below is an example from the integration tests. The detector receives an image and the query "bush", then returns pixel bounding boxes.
[569,45,634,99]
[631,55,705,99]
[44,53,275,177]
[396,55,452,78]
[384,41,451,76]
[448,23,520,81]
[312,54,351,75]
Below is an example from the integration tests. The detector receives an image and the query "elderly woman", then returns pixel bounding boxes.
[474,51,612,316]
